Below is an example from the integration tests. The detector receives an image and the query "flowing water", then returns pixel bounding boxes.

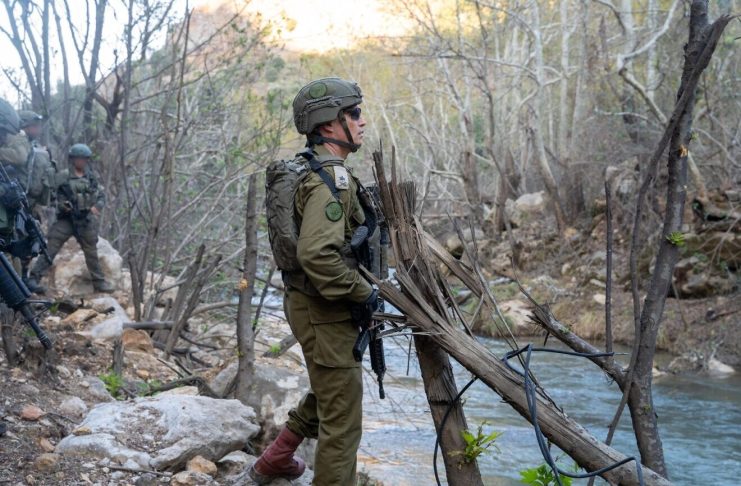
[359,336,741,485]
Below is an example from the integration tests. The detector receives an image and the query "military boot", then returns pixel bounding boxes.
[92,280,114,293]
[24,276,46,295]
[248,427,305,484]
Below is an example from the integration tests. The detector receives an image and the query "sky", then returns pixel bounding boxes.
[0,0,411,103]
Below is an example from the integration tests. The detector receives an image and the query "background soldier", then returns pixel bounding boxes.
[27,143,113,294]
[252,78,379,485]
[15,111,56,287]
[0,99,25,240]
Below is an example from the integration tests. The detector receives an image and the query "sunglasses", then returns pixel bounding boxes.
[345,106,362,121]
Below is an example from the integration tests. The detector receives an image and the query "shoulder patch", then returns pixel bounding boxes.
[334,166,350,190]
[325,201,343,222]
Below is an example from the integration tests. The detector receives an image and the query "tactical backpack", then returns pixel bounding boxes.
[25,147,55,206]
[265,152,342,272]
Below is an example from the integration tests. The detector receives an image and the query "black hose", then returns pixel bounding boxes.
[432,344,645,486]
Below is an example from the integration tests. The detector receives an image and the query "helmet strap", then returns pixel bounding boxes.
[337,112,360,152]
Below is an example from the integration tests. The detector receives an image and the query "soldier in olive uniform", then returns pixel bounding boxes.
[0,99,26,239]
[5,111,56,288]
[28,143,113,294]
[251,78,379,486]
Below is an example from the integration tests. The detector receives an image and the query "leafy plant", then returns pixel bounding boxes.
[453,421,502,464]
[666,231,686,247]
[520,464,573,486]
[269,343,282,355]
[99,372,124,398]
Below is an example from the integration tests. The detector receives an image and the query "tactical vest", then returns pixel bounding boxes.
[265,151,381,293]
[57,169,101,216]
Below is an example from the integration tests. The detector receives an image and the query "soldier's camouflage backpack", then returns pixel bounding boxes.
[265,151,341,272]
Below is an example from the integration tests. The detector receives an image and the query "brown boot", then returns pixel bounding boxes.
[248,427,306,484]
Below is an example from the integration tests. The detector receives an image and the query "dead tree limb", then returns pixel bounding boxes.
[370,151,671,486]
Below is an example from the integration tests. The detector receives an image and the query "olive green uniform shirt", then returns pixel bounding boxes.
[293,145,373,306]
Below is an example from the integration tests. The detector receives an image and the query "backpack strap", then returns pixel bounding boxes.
[299,150,340,202]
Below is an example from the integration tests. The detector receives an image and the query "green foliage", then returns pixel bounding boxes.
[452,421,502,464]
[519,464,573,486]
[666,231,686,247]
[99,372,124,399]
[268,343,282,355]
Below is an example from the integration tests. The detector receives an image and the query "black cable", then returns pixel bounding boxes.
[432,344,646,486]
[502,344,645,486]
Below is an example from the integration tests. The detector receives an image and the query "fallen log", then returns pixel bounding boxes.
[370,151,671,486]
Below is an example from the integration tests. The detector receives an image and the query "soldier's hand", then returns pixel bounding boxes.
[90,206,100,216]
[364,288,380,313]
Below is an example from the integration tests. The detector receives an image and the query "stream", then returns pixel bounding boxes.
[358,336,741,485]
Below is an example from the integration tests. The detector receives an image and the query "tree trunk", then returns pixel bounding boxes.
[235,173,258,404]
[414,335,484,486]
[626,1,730,476]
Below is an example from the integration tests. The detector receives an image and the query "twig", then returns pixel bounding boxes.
[107,465,171,477]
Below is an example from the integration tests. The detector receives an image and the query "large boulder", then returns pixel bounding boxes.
[56,395,259,471]
[504,191,547,228]
[210,361,308,431]
[50,236,124,294]
[673,256,737,298]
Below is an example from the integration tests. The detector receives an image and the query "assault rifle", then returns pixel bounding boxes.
[0,164,52,349]
[350,225,387,399]
[0,163,51,264]
[56,183,83,220]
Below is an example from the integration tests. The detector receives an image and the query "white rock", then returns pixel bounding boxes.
[59,397,88,418]
[84,377,114,402]
[592,293,606,306]
[505,191,547,228]
[90,316,124,342]
[707,358,735,377]
[50,237,123,295]
[56,395,259,471]
[159,386,199,396]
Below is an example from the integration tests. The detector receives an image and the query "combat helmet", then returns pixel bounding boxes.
[0,98,20,136]
[18,110,43,128]
[68,143,93,158]
[293,77,363,152]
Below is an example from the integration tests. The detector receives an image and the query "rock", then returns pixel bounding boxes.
[51,237,123,295]
[171,471,217,486]
[135,369,151,380]
[217,450,251,476]
[61,308,99,327]
[20,404,44,421]
[73,426,92,436]
[90,315,125,341]
[56,365,72,379]
[505,191,547,228]
[33,453,60,472]
[122,328,154,353]
[187,455,217,476]
[210,361,308,430]
[135,473,158,486]
[38,437,56,453]
[84,377,115,402]
[19,383,40,395]
[707,358,735,377]
[89,296,128,317]
[59,396,88,418]
[588,278,606,289]
[56,395,259,471]
[673,256,737,298]
[160,386,199,396]
[592,293,606,306]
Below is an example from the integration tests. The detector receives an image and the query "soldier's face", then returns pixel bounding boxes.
[72,157,88,171]
[24,124,42,139]
[343,105,365,146]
